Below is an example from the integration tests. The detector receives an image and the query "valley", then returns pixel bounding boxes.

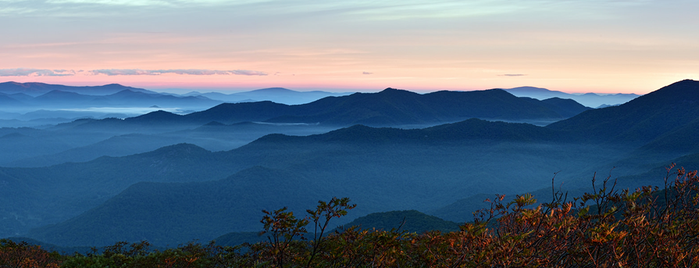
[1,80,697,248]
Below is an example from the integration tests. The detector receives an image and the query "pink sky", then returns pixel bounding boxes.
[1,1,697,94]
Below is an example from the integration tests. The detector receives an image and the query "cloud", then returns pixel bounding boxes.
[90,69,267,76]
[0,68,76,76]
[499,74,526,77]
[229,70,267,76]
[0,68,267,77]
[89,69,151,76]
[362,72,373,75]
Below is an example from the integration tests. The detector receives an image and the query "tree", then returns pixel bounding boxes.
[305,197,356,267]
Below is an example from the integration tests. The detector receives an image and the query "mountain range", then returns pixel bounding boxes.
[77,87,590,128]
[0,82,154,96]
[504,86,639,108]
[0,88,221,112]
[0,85,591,168]
[2,79,697,248]
[0,82,601,129]
[184,87,351,105]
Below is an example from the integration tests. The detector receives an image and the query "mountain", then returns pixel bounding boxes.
[636,117,699,153]
[285,118,564,144]
[546,79,699,145]
[26,89,222,110]
[190,87,351,105]
[66,87,587,130]
[539,97,591,118]
[95,90,221,108]
[181,87,589,127]
[184,101,293,124]
[336,210,460,233]
[31,90,98,107]
[6,134,190,167]
[505,86,639,108]
[16,119,628,246]
[25,168,465,247]
[124,110,184,124]
[0,85,588,128]
[0,82,155,96]
[0,128,78,164]
[0,93,25,107]
[8,80,699,248]
[0,83,223,125]
[0,143,250,237]
[0,114,337,167]
[26,166,330,247]
[5,120,336,168]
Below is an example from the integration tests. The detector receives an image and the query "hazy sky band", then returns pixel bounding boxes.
[1,0,697,93]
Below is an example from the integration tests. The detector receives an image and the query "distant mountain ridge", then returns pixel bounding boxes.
[122,87,590,127]
[185,87,350,105]
[505,86,639,108]
[0,82,595,128]
[0,88,222,114]
[0,82,154,96]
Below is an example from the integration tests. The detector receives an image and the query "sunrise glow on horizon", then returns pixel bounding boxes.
[1,0,697,94]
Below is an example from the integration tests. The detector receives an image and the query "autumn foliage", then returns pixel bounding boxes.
[2,165,698,267]
[0,240,62,268]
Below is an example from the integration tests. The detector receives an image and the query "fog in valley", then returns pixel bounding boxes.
[1,80,698,249]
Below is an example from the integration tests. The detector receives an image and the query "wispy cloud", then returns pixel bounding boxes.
[0,68,267,76]
[0,68,76,76]
[499,74,526,77]
[90,69,267,76]
[362,71,373,75]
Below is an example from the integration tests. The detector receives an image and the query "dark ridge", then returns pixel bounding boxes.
[184,101,292,123]
[421,118,561,141]
[184,86,584,126]
[540,97,591,117]
[251,118,561,145]
[126,110,182,123]
[546,79,699,144]
[337,210,460,233]
[628,79,698,105]
[136,143,211,158]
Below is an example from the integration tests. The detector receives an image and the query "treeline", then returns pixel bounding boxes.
[2,165,698,267]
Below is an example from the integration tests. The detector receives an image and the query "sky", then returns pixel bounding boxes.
[1,0,698,94]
